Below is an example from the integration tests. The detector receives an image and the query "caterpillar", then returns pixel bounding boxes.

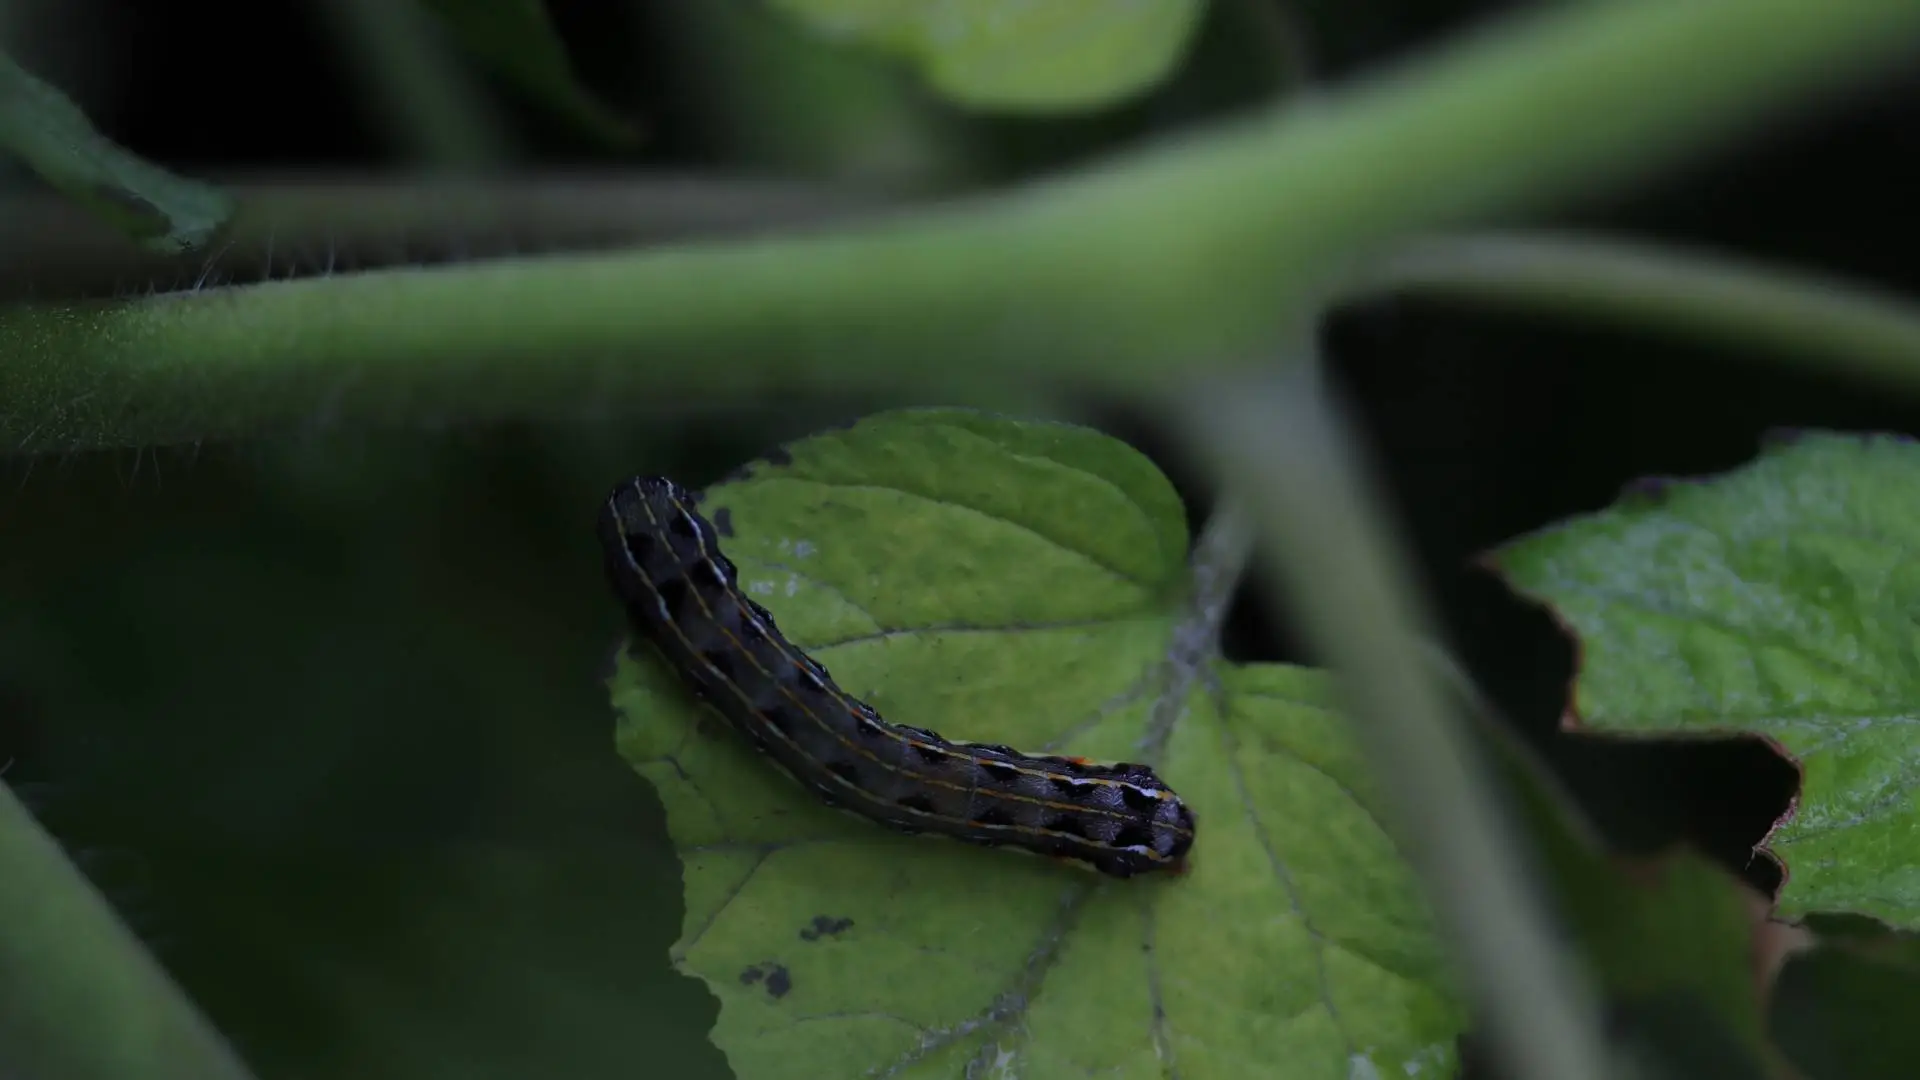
[597,476,1196,878]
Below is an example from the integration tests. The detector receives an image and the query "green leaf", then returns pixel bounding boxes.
[418,0,639,146]
[610,409,1464,1079]
[1771,919,1920,1080]
[0,52,232,254]
[1494,433,1920,926]
[766,0,1205,112]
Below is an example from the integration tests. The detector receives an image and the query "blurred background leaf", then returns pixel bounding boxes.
[0,50,231,252]
[417,0,641,148]
[0,413,844,1080]
[1768,915,1920,1080]
[765,0,1208,113]
[1469,704,1783,1079]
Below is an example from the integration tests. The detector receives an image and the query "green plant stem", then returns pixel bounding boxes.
[1179,368,1610,1080]
[1357,232,1920,387]
[0,174,888,301]
[2,0,1917,452]
[0,782,258,1080]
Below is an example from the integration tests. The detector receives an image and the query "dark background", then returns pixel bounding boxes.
[2,1,1913,1077]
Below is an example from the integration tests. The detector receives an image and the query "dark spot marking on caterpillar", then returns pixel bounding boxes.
[668,512,700,540]
[654,576,694,620]
[897,793,937,815]
[972,806,1014,829]
[1046,815,1088,839]
[799,915,854,942]
[759,704,803,738]
[1119,784,1163,812]
[702,647,737,681]
[825,759,862,787]
[910,742,948,765]
[855,716,888,740]
[712,506,735,536]
[1113,823,1155,850]
[621,529,657,563]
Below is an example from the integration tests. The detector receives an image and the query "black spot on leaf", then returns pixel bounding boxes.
[799,915,854,942]
[738,962,792,999]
